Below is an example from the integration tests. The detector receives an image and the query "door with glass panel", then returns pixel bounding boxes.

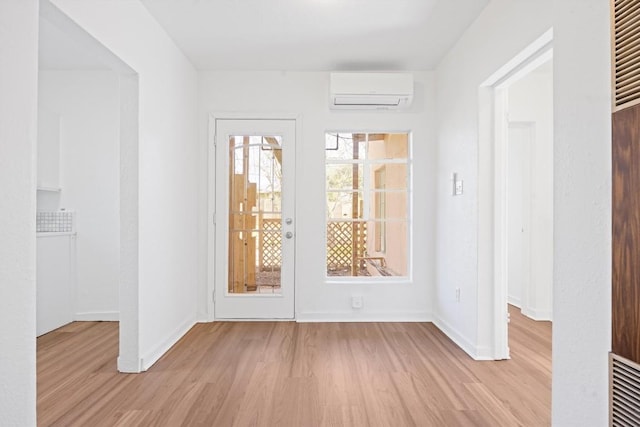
[214,119,295,319]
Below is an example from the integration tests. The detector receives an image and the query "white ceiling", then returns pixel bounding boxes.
[141,0,489,71]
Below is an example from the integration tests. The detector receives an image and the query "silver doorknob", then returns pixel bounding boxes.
[285,218,293,225]
[285,231,293,239]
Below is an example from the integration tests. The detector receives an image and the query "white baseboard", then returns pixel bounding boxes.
[74,311,119,321]
[295,311,432,323]
[117,355,143,373]
[140,316,196,371]
[507,296,521,308]
[432,315,494,361]
[521,307,552,322]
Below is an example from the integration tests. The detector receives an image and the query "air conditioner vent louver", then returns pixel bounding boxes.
[611,353,640,426]
[613,0,640,111]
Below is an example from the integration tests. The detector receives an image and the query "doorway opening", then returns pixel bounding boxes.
[478,29,553,359]
[37,0,140,373]
[505,65,554,323]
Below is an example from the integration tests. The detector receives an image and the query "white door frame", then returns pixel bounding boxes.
[478,30,553,359]
[207,113,301,321]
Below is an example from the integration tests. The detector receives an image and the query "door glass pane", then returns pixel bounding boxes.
[228,135,282,294]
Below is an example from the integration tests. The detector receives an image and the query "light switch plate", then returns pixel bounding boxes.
[453,173,463,196]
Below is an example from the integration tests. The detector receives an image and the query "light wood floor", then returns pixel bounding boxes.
[37,306,551,426]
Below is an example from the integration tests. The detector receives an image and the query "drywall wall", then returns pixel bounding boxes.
[38,70,120,320]
[37,108,61,190]
[434,0,552,358]
[508,66,553,321]
[49,0,199,371]
[198,71,436,321]
[0,1,38,425]
[553,0,611,425]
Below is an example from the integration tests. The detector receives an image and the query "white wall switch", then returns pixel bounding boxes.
[455,179,463,195]
[453,173,463,196]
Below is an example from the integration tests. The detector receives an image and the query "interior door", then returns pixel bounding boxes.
[214,119,295,319]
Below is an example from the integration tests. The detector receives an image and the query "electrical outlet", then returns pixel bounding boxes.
[351,296,363,309]
[455,288,461,302]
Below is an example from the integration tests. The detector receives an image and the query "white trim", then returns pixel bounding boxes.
[36,232,76,237]
[210,318,295,322]
[521,308,552,322]
[296,311,431,322]
[207,115,216,322]
[74,311,119,321]
[494,85,511,361]
[139,316,196,371]
[482,29,554,87]
[117,355,142,373]
[478,28,554,361]
[324,278,411,285]
[507,297,522,308]
[432,315,494,361]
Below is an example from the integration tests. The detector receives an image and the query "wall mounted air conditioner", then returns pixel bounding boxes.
[329,72,413,110]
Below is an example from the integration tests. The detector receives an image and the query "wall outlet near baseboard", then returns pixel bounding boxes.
[455,288,461,302]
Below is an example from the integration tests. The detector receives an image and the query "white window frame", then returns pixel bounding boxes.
[324,131,412,283]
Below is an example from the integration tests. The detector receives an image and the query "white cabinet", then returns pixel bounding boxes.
[36,234,75,336]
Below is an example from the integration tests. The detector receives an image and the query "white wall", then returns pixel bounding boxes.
[37,107,61,190]
[434,0,552,358]
[436,0,611,423]
[506,123,530,308]
[198,71,436,321]
[49,0,199,371]
[0,1,38,425]
[553,0,611,425]
[38,70,120,320]
[508,66,553,321]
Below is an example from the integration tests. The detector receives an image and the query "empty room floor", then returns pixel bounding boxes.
[37,306,550,426]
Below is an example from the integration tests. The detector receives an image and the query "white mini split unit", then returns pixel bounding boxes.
[329,72,414,110]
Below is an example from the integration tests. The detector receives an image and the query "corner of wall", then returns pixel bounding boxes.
[140,315,196,371]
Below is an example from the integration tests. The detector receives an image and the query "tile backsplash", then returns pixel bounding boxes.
[36,211,75,233]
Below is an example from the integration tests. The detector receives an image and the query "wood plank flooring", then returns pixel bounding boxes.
[37,306,551,426]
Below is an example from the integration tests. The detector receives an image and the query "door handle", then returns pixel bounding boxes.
[285,231,293,239]
[285,218,293,225]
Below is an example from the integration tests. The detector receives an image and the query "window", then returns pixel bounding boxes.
[374,166,386,253]
[325,132,410,278]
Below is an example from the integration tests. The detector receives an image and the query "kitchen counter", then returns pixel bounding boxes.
[37,231,76,238]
